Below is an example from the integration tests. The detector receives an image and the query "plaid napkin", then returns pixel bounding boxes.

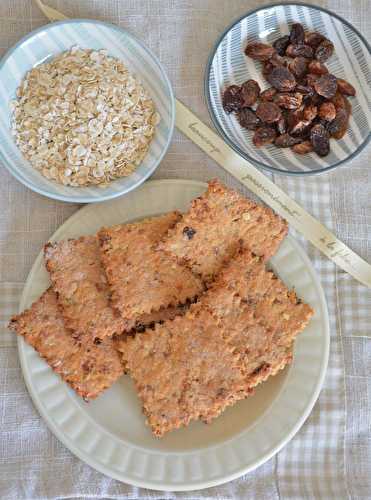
[1,1,370,499]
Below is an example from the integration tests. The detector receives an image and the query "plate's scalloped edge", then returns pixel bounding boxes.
[17,179,329,491]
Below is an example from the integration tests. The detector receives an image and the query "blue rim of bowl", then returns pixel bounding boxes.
[0,19,175,203]
[204,1,371,176]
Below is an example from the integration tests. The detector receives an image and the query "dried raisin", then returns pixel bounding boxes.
[267,66,296,91]
[303,104,318,122]
[287,109,311,136]
[274,92,303,110]
[310,123,330,156]
[289,56,308,79]
[318,101,336,121]
[275,133,301,147]
[314,73,337,98]
[289,23,305,44]
[238,108,261,130]
[245,42,276,61]
[271,53,290,67]
[277,115,287,135]
[222,85,242,113]
[286,44,313,58]
[240,79,261,107]
[328,108,349,139]
[256,101,282,123]
[336,78,356,96]
[306,73,320,87]
[330,91,347,110]
[308,60,328,75]
[273,35,290,56]
[253,126,277,147]
[304,31,326,48]
[260,87,277,101]
[344,96,352,116]
[292,140,314,154]
[296,84,315,98]
[223,21,356,156]
[183,226,196,239]
[315,39,334,62]
[262,62,274,81]
[310,93,324,106]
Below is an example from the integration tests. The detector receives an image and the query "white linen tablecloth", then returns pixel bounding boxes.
[0,1,370,498]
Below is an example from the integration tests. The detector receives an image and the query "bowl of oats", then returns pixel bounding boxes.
[0,20,174,202]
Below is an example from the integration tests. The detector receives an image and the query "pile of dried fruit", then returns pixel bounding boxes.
[222,23,356,157]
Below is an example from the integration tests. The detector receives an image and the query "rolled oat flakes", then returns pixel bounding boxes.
[11,47,160,186]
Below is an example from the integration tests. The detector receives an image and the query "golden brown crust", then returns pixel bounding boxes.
[8,288,124,400]
[122,247,313,437]
[98,212,204,321]
[44,236,125,340]
[159,179,288,281]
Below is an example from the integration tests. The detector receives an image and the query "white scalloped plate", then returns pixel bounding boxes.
[17,179,329,491]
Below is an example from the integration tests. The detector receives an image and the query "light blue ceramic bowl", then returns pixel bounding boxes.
[205,2,371,175]
[0,20,175,202]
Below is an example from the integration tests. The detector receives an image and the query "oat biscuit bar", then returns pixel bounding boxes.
[45,236,125,340]
[159,179,288,281]
[203,249,313,385]
[98,212,204,322]
[121,305,252,436]
[8,288,124,400]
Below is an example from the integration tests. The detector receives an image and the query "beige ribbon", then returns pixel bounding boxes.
[33,1,371,287]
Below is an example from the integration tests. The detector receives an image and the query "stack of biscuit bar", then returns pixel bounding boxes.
[117,248,313,436]
[9,179,313,435]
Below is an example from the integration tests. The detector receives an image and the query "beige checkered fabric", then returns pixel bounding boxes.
[0,1,370,498]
